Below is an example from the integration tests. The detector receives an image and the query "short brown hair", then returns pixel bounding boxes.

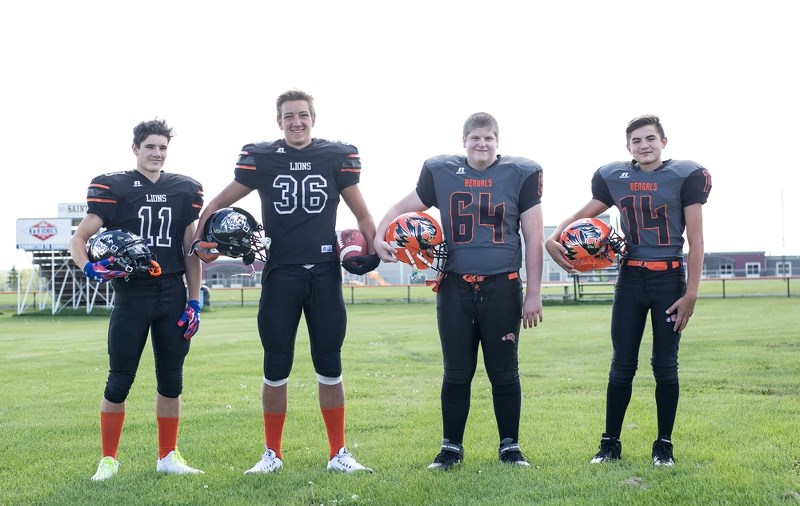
[626,115,665,141]
[276,89,315,121]
[463,112,499,140]
[133,119,174,147]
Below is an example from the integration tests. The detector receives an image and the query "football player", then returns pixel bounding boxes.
[374,112,544,470]
[69,119,205,481]
[193,90,379,474]
[545,115,711,467]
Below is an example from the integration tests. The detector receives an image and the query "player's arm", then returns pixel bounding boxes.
[341,184,377,254]
[192,181,253,261]
[666,203,704,332]
[69,213,104,268]
[341,184,381,274]
[373,190,429,263]
[544,199,609,272]
[521,203,544,328]
[183,223,201,301]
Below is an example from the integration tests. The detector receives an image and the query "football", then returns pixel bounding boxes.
[335,229,367,262]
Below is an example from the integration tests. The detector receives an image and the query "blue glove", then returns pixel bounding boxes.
[83,257,128,282]
[177,299,201,340]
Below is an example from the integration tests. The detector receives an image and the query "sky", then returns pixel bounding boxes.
[2,0,798,271]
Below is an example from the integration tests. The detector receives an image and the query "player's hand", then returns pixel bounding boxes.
[177,299,201,340]
[666,292,697,333]
[83,257,129,282]
[342,254,380,275]
[545,238,578,274]
[190,240,220,263]
[373,240,398,263]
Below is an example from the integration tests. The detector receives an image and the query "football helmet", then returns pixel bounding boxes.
[88,229,161,277]
[385,211,448,271]
[203,207,269,265]
[560,218,626,272]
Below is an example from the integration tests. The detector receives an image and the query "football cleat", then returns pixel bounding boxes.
[156,450,204,475]
[652,438,675,467]
[327,447,373,473]
[428,440,464,471]
[590,433,622,464]
[244,449,283,474]
[499,438,531,467]
[91,456,119,482]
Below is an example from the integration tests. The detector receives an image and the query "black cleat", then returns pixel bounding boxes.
[428,440,464,471]
[590,433,622,464]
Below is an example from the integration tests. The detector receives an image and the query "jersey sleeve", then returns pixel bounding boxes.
[681,166,711,206]
[86,172,123,226]
[233,144,260,190]
[415,162,437,208]
[336,143,361,190]
[188,178,204,222]
[518,166,543,213]
[591,169,615,207]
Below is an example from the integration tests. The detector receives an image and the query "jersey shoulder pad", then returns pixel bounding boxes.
[424,154,461,171]
[664,159,706,177]
[241,140,280,155]
[501,156,542,173]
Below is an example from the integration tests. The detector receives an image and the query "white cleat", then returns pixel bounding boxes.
[244,449,283,474]
[327,447,373,473]
[91,456,119,482]
[156,450,204,475]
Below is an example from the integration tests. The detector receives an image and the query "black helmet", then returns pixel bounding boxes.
[87,229,160,277]
[204,207,269,265]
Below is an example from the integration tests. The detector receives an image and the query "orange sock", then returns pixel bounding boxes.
[321,406,345,459]
[157,417,179,459]
[264,412,286,459]
[100,411,125,459]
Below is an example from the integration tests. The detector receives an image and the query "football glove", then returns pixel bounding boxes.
[341,253,381,276]
[177,299,201,340]
[83,257,129,282]
[190,240,220,263]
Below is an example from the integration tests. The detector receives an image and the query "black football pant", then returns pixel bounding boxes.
[605,265,686,440]
[258,262,346,382]
[435,272,523,446]
[105,274,190,403]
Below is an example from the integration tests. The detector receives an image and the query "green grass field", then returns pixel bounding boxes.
[1,297,799,505]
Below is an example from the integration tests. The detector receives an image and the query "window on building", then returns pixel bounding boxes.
[777,262,792,276]
[745,262,760,277]
[719,264,734,277]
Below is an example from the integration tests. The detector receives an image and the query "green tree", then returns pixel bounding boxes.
[6,266,18,291]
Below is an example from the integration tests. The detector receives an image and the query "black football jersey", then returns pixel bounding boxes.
[416,154,543,275]
[86,170,204,274]
[592,159,711,260]
[234,138,361,265]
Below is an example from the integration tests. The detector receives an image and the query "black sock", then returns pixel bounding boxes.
[655,381,679,440]
[492,380,521,443]
[605,383,633,438]
[441,381,471,445]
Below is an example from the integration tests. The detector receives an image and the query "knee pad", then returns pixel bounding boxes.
[316,373,342,386]
[264,351,294,382]
[104,371,137,404]
[155,368,183,399]
[486,369,520,386]
[264,376,289,387]
[311,350,342,379]
[651,355,679,384]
